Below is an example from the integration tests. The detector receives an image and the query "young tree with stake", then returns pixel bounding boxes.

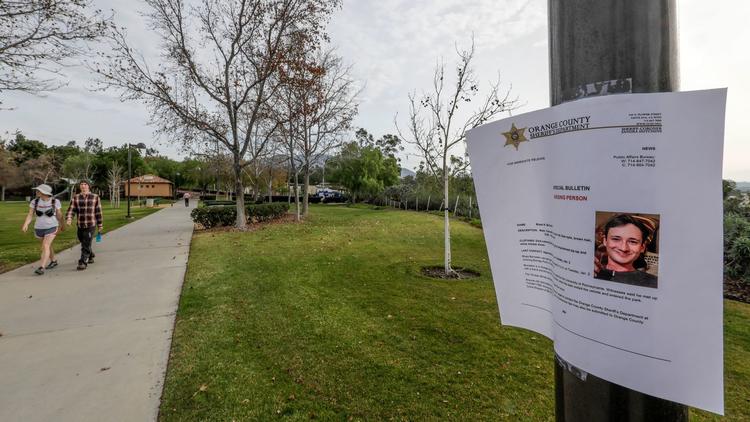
[398,40,518,276]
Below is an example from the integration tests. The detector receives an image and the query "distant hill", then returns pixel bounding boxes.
[736,182,750,192]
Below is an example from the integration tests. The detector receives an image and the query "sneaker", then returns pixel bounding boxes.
[46,260,58,269]
[34,267,45,275]
[77,262,87,271]
[87,257,95,264]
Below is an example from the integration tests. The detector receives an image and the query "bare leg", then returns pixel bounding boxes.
[48,234,57,262]
[40,237,51,268]
[40,234,56,268]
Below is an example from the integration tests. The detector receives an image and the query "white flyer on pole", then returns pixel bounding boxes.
[466,89,726,414]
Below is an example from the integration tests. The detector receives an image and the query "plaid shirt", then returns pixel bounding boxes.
[66,193,103,228]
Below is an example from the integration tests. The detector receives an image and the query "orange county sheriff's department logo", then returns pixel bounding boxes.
[502,123,528,150]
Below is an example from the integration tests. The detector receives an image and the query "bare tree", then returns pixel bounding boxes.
[272,31,314,222]
[95,0,340,228]
[398,40,518,275]
[107,160,124,208]
[261,141,287,200]
[245,121,279,200]
[274,42,357,217]
[294,50,358,216]
[280,130,304,221]
[0,0,109,100]
[20,153,57,185]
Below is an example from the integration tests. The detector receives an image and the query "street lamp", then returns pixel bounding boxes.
[174,172,180,200]
[127,142,147,218]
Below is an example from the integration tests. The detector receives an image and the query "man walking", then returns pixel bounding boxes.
[66,180,103,270]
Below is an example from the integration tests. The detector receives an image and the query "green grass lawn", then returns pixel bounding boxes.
[0,200,161,273]
[161,205,750,421]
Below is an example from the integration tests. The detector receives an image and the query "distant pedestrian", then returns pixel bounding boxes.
[21,184,64,275]
[66,180,103,270]
[183,191,191,207]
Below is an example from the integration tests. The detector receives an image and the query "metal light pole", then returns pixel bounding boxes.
[126,142,147,219]
[549,0,686,420]
[175,172,180,200]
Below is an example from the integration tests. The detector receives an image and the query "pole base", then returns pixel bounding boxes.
[555,354,688,422]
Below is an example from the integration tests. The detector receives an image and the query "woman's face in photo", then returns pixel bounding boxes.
[604,223,646,268]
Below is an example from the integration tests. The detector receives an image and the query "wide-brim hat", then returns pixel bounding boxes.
[33,184,53,196]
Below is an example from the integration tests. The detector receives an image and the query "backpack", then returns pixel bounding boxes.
[34,198,57,218]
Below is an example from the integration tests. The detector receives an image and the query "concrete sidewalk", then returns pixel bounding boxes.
[0,202,195,422]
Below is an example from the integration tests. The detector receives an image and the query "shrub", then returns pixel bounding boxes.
[247,202,290,222]
[724,213,750,284]
[190,206,236,228]
[190,203,290,228]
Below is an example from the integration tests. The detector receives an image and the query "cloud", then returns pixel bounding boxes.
[329,0,545,102]
[327,1,548,171]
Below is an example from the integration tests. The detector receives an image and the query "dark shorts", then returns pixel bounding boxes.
[35,227,58,239]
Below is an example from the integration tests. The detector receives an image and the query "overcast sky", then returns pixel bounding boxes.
[1,1,748,180]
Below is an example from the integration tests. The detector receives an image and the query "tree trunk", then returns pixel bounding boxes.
[1,185,4,201]
[294,177,300,221]
[233,159,247,229]
[443,164,452,275]
[302,161,310,216]
[289,160,300,222]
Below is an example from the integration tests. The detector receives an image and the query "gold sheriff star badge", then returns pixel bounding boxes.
[502,123,528,150]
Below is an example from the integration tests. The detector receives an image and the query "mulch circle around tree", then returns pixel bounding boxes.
[421,266,481,280]
[725,278,750,304]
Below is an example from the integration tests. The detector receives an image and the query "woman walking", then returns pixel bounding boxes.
[21,184,63,275]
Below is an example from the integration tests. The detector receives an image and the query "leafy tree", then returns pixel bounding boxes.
[61,152,95,185]
[7,132,47,164]
[328,138,399,203]
[84,138,103,154]
[92,145,147,190]
[0,141,22,200]
[353,128,403,159]
[375,134,403,160]
[180,158,216,192]
[723,179,737,200]
[48,141,82,171]
[146,156,180,180]
[725,212,750,284]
